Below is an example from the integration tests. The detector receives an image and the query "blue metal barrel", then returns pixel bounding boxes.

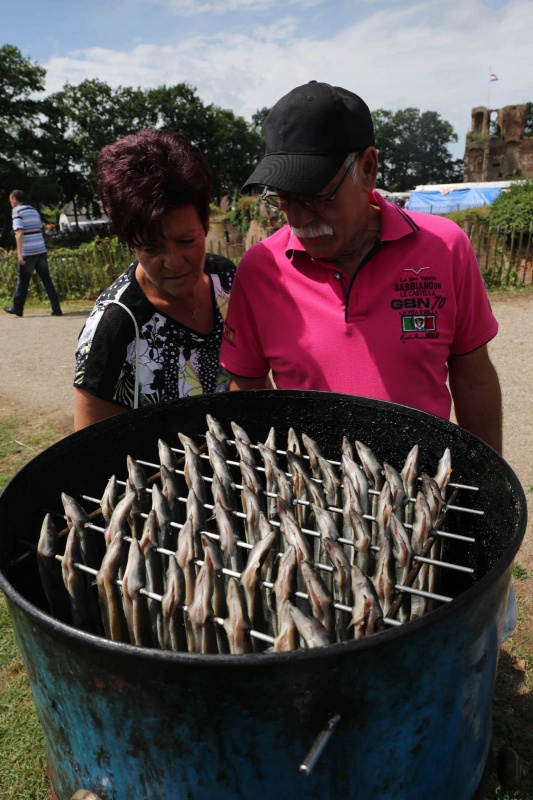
[0,391,526,800]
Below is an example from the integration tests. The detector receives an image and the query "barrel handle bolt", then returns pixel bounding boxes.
[300,713,342,776]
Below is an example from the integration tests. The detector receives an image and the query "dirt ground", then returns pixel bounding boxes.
[0,292,532,610]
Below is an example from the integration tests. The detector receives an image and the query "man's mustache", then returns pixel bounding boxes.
[291,222,334,239]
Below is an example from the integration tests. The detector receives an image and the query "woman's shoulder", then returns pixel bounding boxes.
[81,263,150,335]
[204,253,236,290]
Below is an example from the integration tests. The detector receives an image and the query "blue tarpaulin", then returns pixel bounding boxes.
[407,187,502,214]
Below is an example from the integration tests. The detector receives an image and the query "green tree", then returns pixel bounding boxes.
[0,45,47,245]
[489,180,533,230]
[148,85,263,203]
[200,105,263,203]
[373,107,463,191]
[251,106,270,135]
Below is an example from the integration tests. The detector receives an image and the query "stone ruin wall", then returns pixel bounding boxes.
[463,103,533,182]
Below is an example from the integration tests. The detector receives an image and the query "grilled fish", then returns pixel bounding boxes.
[158,438,179,471]
[37,513,70,621]
[96,530,129,643]
[160,555,186,651]
[223,577,252,655]
[122,537,153,647]
[186,561,217,654]
[100,475,120,525]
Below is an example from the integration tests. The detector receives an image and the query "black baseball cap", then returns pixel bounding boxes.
[241,80,375,194]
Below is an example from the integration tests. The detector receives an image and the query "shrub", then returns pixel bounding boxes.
[489,181,533,231]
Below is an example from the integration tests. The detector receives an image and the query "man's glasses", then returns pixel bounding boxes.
[261,157,357,212]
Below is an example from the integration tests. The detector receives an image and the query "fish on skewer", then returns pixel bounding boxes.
[178,431,202,456]
[139,509,165,643]
[350,565,384,640]
[223,577,253,655]
[214,500,243,574]
[286,450,310,527]
[160,463,180,519]
[240,530,277,647]
[323,538,352,640]
[176,515,198,607]
[101,475,120,525]
[211,472,232,511]
[257,442,279,520]
[341,435,355,461]
[288,602,331,649]
[37,513,71,621]
[264,426,276,452]
[231,420,253,446]
[388,514,413,622]
[287,427,301,456]
[96,531,129,643]
[343,507,374,575]
[317,455,341,508]
[410,491,432,619]
[400,444,419,526]
[158,438,179,472]
[434,448,452,497]
[300,560,335,640]
[104,492,136,547]
[355,440,383,492]
[272,545,298,636]
[342,455,370,517]
[201,533,229,654]
[277,498,313,565]
[206,414,230,454]
[160,555,187,652]
[375,481,393,547]
[301,433,324,480]
[234,435,256,466]
[62,525,99,633]
[186,561,217,654]
[61,493,100,570]
[207,432,235,508]
[372,531,396,616]
[151,482,176,555]
[242,484,262,546]
[273,601,299,652]
[383,462,407,522]
[122,537,153,647]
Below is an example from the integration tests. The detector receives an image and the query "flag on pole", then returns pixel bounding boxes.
[490,73,499,82]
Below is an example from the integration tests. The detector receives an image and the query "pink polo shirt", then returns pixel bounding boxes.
[219,192,498,420]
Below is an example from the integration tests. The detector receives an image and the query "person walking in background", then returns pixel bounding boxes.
[3,190,62,318]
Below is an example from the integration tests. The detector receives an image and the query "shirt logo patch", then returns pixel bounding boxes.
[402,314,436,332]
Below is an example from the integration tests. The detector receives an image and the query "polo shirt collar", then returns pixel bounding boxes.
[285,190,419,258]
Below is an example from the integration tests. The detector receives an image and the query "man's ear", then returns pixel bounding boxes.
[360,147,378,192]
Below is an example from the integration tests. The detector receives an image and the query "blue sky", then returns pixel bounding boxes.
[4,0,532,160]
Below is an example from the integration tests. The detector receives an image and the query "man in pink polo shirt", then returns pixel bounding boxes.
[219,80,502,453]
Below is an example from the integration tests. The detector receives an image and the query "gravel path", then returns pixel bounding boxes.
[0,294,531,564]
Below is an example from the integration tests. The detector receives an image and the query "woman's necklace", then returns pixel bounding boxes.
[190,278,200,322]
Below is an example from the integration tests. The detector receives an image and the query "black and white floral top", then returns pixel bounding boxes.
[74,254,235,409]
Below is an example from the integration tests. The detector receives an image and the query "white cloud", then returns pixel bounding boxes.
[42,0,533,160]
[153,0,324,14]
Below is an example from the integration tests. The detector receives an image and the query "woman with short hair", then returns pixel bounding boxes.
[74,128,235,430]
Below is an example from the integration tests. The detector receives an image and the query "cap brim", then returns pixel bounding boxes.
[241,152,347,195]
